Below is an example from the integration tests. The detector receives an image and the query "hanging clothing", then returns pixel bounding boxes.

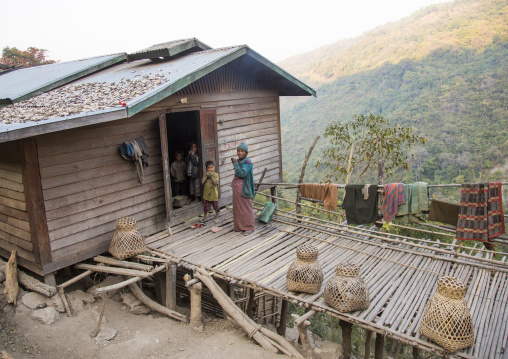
[342,184,379,225]
[232,157,255,198]
[428,199,460,226]
[397,182,429,223]
[299,183,338,211]
[133,136,149,167]
[232,176,255,232]
[380,183,405,223]
[456,182,505,241]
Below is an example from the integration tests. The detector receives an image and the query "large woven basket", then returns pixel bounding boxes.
[324,263,369,312]
[108,217,146,260]
[419,276,474,352]
[286,243,323,294]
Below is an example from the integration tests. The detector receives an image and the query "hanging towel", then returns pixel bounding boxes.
[456,182,505,241]
[380,183,405,223]
[397,182,429,223]
[428,199,460,226]
[342,184,379,225]
[133,136,149,167]
[362,184,371,200]
[300,183,338,211]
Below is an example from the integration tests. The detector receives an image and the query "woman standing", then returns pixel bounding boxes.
[232,142,255,234]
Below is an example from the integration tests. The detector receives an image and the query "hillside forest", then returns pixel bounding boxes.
[278,0,507,202]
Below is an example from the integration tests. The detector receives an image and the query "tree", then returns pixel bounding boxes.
[1,46,56,68]
[317,113,426,183]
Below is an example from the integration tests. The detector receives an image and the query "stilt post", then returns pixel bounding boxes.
[340,320,353,359]
[364,330,373,359]
[184,274,203,332]
[277,299,288,336]
[374,333,384,359]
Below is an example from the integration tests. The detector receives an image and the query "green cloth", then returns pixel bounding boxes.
[342,184,379,225]
[397,182,429,223]
[428,199,459,226]
[202,173,219,201]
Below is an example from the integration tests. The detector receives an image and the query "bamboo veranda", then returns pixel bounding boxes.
[144,186,508,359]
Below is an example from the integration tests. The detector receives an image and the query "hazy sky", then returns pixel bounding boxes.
[1,0,451,64]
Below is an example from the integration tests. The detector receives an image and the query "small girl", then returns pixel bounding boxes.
[170,151,186,196]
[200,160,220,223]
[185,143,200,201]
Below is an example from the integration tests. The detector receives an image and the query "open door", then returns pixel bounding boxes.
[159,113,173,231]
[200,109,219,195]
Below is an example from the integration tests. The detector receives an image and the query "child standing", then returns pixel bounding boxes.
[185,143,200,201]
[170,151,186,196]
[201,160,220,223]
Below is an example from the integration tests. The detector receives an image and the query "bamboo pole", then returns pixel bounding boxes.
[90,295,105,338]
[93,256,154,271]
[128,282,188,323]
[94,263,168,295]
[74,264,152,278]
[291,314,313,359]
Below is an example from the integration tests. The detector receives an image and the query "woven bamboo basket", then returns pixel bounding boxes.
[420,276,474,353]
[419,276,474,352]
[324,263,369,312]
[286,243,323,294]
[108,217,146,260]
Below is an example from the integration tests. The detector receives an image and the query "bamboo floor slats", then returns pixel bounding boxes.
[144,209,508,358]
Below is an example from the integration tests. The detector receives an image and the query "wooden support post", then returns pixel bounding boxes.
[292,314,313,359]
[296,135,320,215]
[340,320,353,359]
[412,346,420,359]
[217,278,230,320]
[374,333,384,359]
[364,330,373,359]
[276,299,288,337]
[166,264,176,311]
[246,288,255,319]
[4,251,18,305]
[43,273,57,287]
[154,271,165,305]
[184,274,203,332]
[270,187,278,205]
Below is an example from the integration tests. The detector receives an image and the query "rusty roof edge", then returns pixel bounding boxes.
[245,48,316,97]
[10,54,128,104]
[127,38,212,62]
[125,46,248,117]
[0,107,127,143]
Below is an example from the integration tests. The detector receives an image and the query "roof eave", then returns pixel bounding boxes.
[0,107,127,143]
[245,48,316,97]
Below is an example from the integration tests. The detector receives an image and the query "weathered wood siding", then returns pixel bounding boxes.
[0,142,34,266]
[149,89,282,204]
[37,112,166,273]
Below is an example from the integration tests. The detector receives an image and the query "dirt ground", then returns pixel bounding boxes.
[0,279,341,359]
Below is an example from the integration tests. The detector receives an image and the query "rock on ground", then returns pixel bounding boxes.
[121,292,150,315]
[95,327,117,341]
[21,292,47,310]
[31,307,59,325]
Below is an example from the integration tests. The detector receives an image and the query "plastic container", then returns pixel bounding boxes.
[258,202,277,224]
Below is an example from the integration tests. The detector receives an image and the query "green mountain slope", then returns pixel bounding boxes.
[279,0,508,186]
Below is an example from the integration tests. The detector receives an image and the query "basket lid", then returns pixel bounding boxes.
[437,276,466,299]
[296,243,318,261]
[115,217,137,230]
[335,262,360,277]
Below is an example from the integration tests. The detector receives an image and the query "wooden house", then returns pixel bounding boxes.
[0,38,315,279]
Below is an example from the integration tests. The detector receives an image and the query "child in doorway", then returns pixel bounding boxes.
[200,160,220,223]
[170,151,186,196]
[185,143,200,201]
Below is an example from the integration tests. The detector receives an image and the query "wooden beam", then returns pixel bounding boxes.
[20,138,52,265]
[158,113,173,234]
[276,299,288,337]
[340,320,353,359]
[166,263,176,311]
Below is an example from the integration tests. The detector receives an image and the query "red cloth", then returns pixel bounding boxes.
[232,176,255,232]
[380,183,405,223]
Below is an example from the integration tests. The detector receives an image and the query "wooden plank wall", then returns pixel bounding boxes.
[149,89,282,205]
[0,142,35,266]
[37,112,166,273]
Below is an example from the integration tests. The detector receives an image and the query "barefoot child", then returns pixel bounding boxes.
[201,160,220,223]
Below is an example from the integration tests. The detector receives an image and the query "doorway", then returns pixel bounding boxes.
[159,109,219,227]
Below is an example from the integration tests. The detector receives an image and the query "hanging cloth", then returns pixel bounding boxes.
[397,182,429,223]
[428,199,460,226]
[380,183,405,223]
[342,184,379,225]
[456,182,505,241]
[300,183,338,211]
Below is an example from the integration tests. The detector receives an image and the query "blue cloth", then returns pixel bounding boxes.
[233,157,255,198]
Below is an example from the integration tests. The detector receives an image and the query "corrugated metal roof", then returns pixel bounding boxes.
[127,38,211,62]
[0,43,315,143]
[0,53,126,105]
